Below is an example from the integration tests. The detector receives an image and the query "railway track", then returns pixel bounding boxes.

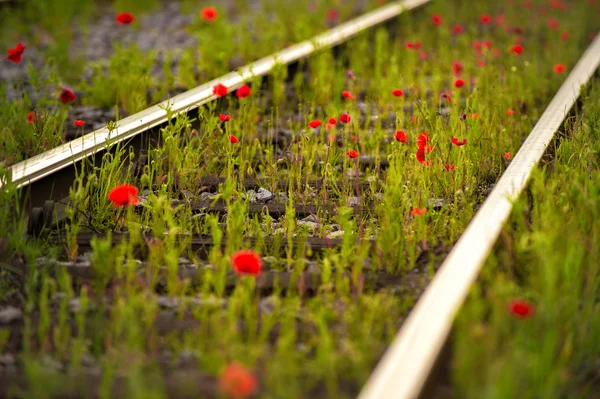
[2,1,600,398]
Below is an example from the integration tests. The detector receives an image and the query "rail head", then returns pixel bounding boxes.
[358,33,600,399]
[6,0,431,190]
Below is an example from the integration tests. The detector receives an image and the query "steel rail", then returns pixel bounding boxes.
[6,0,431,189]
[359,33,600,399]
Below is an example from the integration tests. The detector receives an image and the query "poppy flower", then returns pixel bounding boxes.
[560,30,569,42]
[452,24,464,34]
[115,12,135,24]
[326,123,336,130]
[346,150,358,159]
[477,60,486,68]
[201,7,219,22]
[108,184,140,208]
[553,64,566,74]
[59,88,76,104]
[394,130,407,143]
[547,17,559,29]
[416,132,429,148]
[342,90,355,100]
[74,120,85,127]
[479,14,491,24]
[509,44,523,55]
[452,61,463,76]
[328,117,337,124]
[416,148,428,164]
[392,89,404,97]
[495,15,506,25]
[228,135,239,144]
[483,40,493,49]
[7,43,25,63]
[231,250,262,276]
[411,116,418,122]
[308,119,321,129]
[454,78,465,88]
[404,41,422,50]
[27,111,35,124]
[326,9,339,22]
[236,85,251,99]
[213,83,228,98]
[460,113,467,120]
[440,91,452,102]
[340,113,351,124]
[431,14,443,26]
[411,206,427,216]
[469,113,478,119]
[219,114,232,122]
[451,137,467,146]
[444,163,455,171]
[419,51,428,61]
[327,134,336,142]
[219,362,258,399]
[508,299,534,318]
[507,109,516,116]
[504,152,511,159]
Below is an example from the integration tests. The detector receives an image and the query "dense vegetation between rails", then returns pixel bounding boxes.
[452,81,600,399]
[1,0,599,398]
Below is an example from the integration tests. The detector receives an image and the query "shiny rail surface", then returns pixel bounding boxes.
[358,34,600,399]
[6,0,431,189]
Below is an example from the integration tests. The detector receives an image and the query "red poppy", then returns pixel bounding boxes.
[342,90,355,100]
[452,61,463,76]
[201,7,219,22]
[509,44,523,55]
[394,130,407,143]
[451,137,467,146]
[236,85,251,99]
[469,113,478,119]
[452,24,464,35]
[7,43,25,63]
[560,30,569,42]
[460,113,467,120]
[27,111,35,124]
[477,60,486,68]
[74,120,85,127]
[504,152,512,159]
[495,15,506,25]
[454,78,465,88]
[479,14,491,24]
[228,135,239,144]
[431,14,443,26]
[308,120,321,129]
[213,84,228,98]
[547,17,559,29]
[419,51,428,61]
[326,9,339,22]
[404,41,422,50]
[506,109,516,116]
[327,134,336,142]
[326,123,336,130]
[411,116,418,122]
[483,40,493,49]
[108,184,140,208]
[219,362,258,399]
[444,163,455,171]
[553,64,566,74]
[231,250,262,276]
[328,117,337,124]
[416,132,429,149]
[346,150,358,159]
[440,91,452,102]
[219,114,232,122]
[508,299,534,318]
[59,88,76,104]
[340,113,351,124]
[392,89,404,97]
[411,206,427,216]
[115,12,135,24]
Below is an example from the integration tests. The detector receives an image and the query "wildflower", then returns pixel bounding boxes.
[340,113,351,124]
[460,113,467,120]
[440,91,452,102]
[454,78,465,88]
[115,12,135,24]
[308,119,321,129]
[452,24,464,35]
[479,14,491,24]
[495,14,506,25]
[469,113,478,119]
[483,40,493,49]
[560,30,569,42]
[27,111,35,124]
[452,61,463,76]
[416,148,429,164]
[416,132,429,148]
[404,41,422,50]
[504,152,512,159]
[411,116,418,122]
[59,88,76,104]
[508,299,534,318]
[231,250,262,276]
[213,83,228,98]
[451,137,467,146]
[444,163,455,171]
[327,134,336,142]
[219,362,258,399]
[509,44,523,55]
[394,130,407,143]
[7,43,25,63]
[547,17,559,30]
[74,120,85,127]
[346,69,356,79]
[346,150,358,159]
[507,109,516,116]
[431,14,443,26]
[201,7,219,22]
[108,184,140,208]
[236,85,251,99]
[477,60,486,68]
[219,114,232,122]
[342,90,355,100]
[419,51,428,61]
[328,117,337,124]
[392,89,404,97]
[553,63,566,74]
[411,206,427,216]
[228,135,239,144]
[326,9,339,22]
